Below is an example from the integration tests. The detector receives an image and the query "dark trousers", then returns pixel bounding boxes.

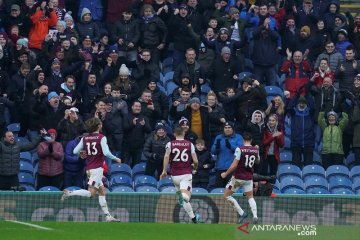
[214,170,232,188]
[263,155,278,176]
[342,133,353,158]
[36,173,63,190]
[354,147,360,167]
[145,161,163,180]
[0,174,19,190]
[253,65,276,86]
[63,171,84,189]
[292,147,314,168]
[321,154,344,170]
[122,147,143,168]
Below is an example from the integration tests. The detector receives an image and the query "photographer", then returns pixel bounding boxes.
[57,107,86,148]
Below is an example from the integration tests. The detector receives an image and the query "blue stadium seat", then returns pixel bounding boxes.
[352,178,360,192]
[110,174,132,188]
[302,165,326,181]
[163,71,174,85]
[166,81,178,96]
[283,188,305,194]
[110,163,132,177]
[210,188,225,194]
[278,164,301,181]
[39,186,61,191]
[200,83,211,94]
[350,166,360,180]
[20,151,32,164]
[136,186,159,193]
[157,83,166,94]
[244,58,254,71]
[31,152,39,164]
[330,188,355,195]
[238,71,252,81]
[280,176,304,192]
[272,188,281,194]
[134,175,158,189]
[345,153,355,167]
[20,185,36,191]
[65,186,82,191]
[192,188,209,194]
[304,176,328,190]
[265,86,283,97]
[285,125,291,137]
[18,172,35,187]
[7,123,20,133]
[284,137,291,150]
[313,152,321,164]
[273,179,280,191]
[326,165,350,178]
[17,137,29,143]
[19,161,34,175]
[280,151,292,164]
[306,187,330,194]
[162,57,173,74]
[132,163,146,179]
[158,176,174,191]
[328,175,352,191]
[140,152,147,162]
[266,96,273,105]
[161,187,177,193]
[111,186,135,193]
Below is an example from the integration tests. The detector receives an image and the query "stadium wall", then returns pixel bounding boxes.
[0,193,359,225]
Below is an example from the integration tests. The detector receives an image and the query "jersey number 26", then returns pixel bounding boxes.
[172,148,189,162]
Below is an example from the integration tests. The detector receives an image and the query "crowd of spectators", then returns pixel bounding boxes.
[0,0,360,191]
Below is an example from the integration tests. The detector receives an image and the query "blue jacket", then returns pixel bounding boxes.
[64,138,86,173]
[211,133,243,171]
[287,96,316,148]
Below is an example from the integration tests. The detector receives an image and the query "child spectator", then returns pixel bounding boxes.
[192,139,214,189]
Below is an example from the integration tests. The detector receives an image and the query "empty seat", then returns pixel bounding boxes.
[265,86,283,97]
[284,137,291,150]
[280,152,292,164]
[18,172,35,187]
[110,163,132,177]
[210,188,225,194]
[166,81,178,96]
[136,186,159,193]
[328,175,352,191]
[38,186,61,191]
[19,161,34,175]
[283,188,305,194]
[350,166,360,180]
[111,186,135,193]
[20,152,32,164]
[158,176,174,191]
[132,163,146,179]
[238,71,252,81]
[200,83,211,94]
[161,187,177,193]
[302,165,326,181]
[304,176,328,190]
[7,123,20,133]
[110,174,132,188]
[352,178,360,192]
[280,176,304,192]
[330,188,355,195]
[326,165,349,178]
[278,164,301,181]
[192,187,208,194]
[20,185,36,191]
[306,187,330,194]
[163,71,174,85]
[273,179,280,190]
[134,175,157,189]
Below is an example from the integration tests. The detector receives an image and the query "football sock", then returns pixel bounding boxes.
[183,202,195,219]
[226,196,245,216]
[248,197,258,218]
[68,189,91,198]
[99,196,110,216]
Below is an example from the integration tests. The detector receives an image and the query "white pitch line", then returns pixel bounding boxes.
[6,220,53,231]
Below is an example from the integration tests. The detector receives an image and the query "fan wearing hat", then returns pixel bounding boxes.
[335,29,352,59]
[210,121,243,188]
[318,109,348,169]
[143,122,171,179]
[76,8,100,42]
[36,128,64,190]
[58,106,85,147]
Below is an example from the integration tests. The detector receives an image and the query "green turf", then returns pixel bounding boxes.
[1,221,359,240]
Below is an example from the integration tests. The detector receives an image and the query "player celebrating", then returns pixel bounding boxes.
[61,118,122,222]
[160,126,200,223]
[221,132,260,224]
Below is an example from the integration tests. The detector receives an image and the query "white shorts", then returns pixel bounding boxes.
[172,174,192,192]
[86,167,104,189]
[226,176,253,193]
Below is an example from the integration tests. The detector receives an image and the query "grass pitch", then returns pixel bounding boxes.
[1,221,359,240]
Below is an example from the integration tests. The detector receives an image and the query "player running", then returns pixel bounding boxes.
[160,126,200,223]
[221,132,260,224]
[61,118,122,222]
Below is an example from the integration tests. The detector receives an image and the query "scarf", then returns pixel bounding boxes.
[142,14,155,24]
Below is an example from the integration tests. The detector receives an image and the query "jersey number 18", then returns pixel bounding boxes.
[244,154,256,168]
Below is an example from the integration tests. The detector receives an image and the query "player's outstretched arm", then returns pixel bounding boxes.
[73,137,84,155]
[101,137,121,163]
[221,158,239,179]
[191,153,199,170]
[160,147,171,179]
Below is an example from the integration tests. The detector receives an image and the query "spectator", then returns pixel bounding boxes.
[78,0,104,23]
[138,89,161,128]
[210,122,243,188]
[37,128,64,190]
[206,91,226,146]
[113,64,140,105]
[314,41,343,73]
[351,12,360,55]
[59,75,81,107]
[57,107,86,148]
[0,95,14,137]
[143,122,170,179]
[192,139,214,189]
[318,110,349,169]
[278,16,300,59]
[263,114,284,176]
[286,94,316,168]
[171,74,198,102]
[63,135,86,189]
[296,26,316,61]
[218,87,237,122]
[282,49,312,98]
[3,4,32,37]
[122,100,151,167]
[294,0,319,30]
[175,116,198,144]
[146,79,168,123]
[335,29,352,59]
[76,8,100,42]
[336,45,360,91]
[311,58,335,87]
[0,130,43,190]
[113,9,140,64]
[264,95,286,131]
[197,27,216,77]
[352,92,360,167]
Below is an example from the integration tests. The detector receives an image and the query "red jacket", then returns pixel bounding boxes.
[282,59,311,98]
[263,127,284,162]
[312,70,335,87]
[28,9,57,49]
[37,141,64,176]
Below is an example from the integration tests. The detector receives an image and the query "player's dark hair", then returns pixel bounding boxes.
[85,118,101,133]
[195,139,205,145]
[173,126,184,137]
[242,132,253,141]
